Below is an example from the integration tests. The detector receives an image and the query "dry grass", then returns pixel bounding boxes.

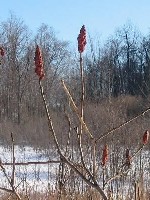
[0,95,150,149]
[0,95,150,199]
[1,186,150,200]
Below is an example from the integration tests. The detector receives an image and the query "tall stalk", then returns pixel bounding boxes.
[35,39,108,200]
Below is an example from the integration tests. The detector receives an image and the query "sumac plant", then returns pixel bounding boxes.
[34,26,149,200]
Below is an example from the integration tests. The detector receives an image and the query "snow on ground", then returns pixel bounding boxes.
[0,145,149,198]
[0,145,59,193]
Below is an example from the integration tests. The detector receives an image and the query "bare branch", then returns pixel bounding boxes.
[61,79,93,139]
[96,107,150,142]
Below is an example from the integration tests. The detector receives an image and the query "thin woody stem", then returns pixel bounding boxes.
[3,160,62,166]
[75,127,94,179]
[80,52,84,133]
[79,52,87,168]
[0,163,21,199]
[0,164,12,185]
[61,80,93,139]
[39,80,62,155]
[131,144,144,159]
[96,107,150,143]
[11,132,15,187]
[39,79,107,200]
[64,112,72,156]
[92,139,96,180]
[104,144,145,187]
[4,181,23,200]
[104,169,131,186]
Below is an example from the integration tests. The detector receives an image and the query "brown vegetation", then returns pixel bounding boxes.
[0,15,150,199]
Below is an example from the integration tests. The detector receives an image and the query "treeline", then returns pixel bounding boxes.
[0,14,72,124]
[0,14,150,126]
[85,25,150,101]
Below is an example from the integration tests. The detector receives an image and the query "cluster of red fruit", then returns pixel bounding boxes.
[102,130,149,167]
[125,148,131,166]
[143,130,149,145]
[34,45,45,80]
[77,25,87,53]
[0,47,4,56]
[102,144,108,167]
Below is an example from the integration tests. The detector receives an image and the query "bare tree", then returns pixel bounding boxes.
[0,13,32,124]
[34,24,72,109]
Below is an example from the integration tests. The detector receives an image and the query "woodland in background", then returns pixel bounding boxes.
[0,14,150,148]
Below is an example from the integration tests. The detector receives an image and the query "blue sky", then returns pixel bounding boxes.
[0,0,150,44]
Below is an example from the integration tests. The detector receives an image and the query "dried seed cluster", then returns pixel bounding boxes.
[34,45,45,80]
[77,25,87,53]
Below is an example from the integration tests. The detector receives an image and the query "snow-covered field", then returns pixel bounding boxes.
[0,145,149,198]
[0,145,59,194]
